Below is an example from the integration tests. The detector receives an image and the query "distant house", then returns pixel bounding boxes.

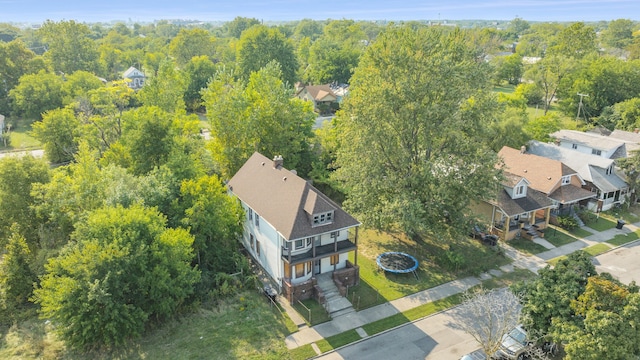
[295,84,339,114]
[608,129,640,154]
[528,140,629,212]
[228,152,361,303]
[474,171,553,241]
[122,66,145,90]
[550,129,627,159]
[499,146,596,219]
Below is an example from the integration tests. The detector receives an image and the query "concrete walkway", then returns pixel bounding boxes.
[283,220,640,351]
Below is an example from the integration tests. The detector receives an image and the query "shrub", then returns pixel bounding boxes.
[557,215,578,230]
[577,210,597,225]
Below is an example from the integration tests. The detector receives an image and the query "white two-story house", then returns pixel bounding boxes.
[228,152,361,303]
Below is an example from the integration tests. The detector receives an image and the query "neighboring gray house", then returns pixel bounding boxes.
[228,152,361,303]
[122,66,145,90]
[528,140,629,212]
[550,129,627,159]
[608,129,640,154]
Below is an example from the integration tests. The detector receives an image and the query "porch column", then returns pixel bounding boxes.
[354,227,359,266]
[545,208,551,224]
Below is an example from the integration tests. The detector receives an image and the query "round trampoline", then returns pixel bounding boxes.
[376,252,419,279]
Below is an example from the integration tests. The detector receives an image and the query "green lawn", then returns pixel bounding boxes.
[315,329,361,353]
[289,345,317,360]
[350,229,510,302]
[544,228,579,247]
[586,217,617,232]
[567,226,593,238]
[292,298,330,326]
[507,237,548,255]
[481,268,536,290]
[607,230,640,246]
[345,280,385,311]
[493,84,515,94]
[1,117,41,151]
[0,291,295,360]
[583,243,612,256]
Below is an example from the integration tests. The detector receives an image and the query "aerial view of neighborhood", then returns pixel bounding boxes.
[1,1,640,359]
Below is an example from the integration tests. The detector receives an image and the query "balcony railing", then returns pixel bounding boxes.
[282,239,356,265]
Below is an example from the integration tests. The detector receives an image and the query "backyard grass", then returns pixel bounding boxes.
[315,329,361,353]
[544,227,580,247]
[507,237,548,255]
[0,291,295,360]
[586,217,617,232]
[292,298,330,326]
[607,230,640,246]
[350,229,510,302]
[583,243,612,256]
[0,117,41,151]
[493,84,515,94]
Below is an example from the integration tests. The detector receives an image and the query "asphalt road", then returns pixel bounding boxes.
[594,240,640,285]
[316,308,480,360]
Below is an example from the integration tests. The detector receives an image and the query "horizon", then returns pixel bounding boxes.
[1,0,639,24]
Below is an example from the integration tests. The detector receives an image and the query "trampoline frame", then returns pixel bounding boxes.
[376,251,419,279]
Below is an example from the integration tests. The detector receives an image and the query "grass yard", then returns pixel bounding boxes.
[0,117,41,151]
[544,227,580,247]
[583,243,612,256]
[481,268,536,290]
[507,237,548,255]
[351,229,510,302]
[292,298,330,326]
[567,226,593,238]
[345,280,385,311]
[315,329,361,353]
[493,84,515,94]
[586,217,616,232]
[607,230,640,246]
[0,291,296,360]
[603,205,640,224]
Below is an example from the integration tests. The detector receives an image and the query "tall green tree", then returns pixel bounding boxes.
[34,204,199,350]
[203,62,315,178]
[138,59,187,113]
[32,107,81,164]
[0,225,37,313]
[169,28,216,66]
[224,16,260,38]
[491,53,523,85]
[9,70,64,119]
[183,55,216,112]
[62,70,104,105]
[0,40,44,114]
[525,55,574,114]
[37,20,100,74]
[236,25,298,87]
[601,19,634,49]
[0,155,50,249]
[334,26,501,237]
[548,22,598,59]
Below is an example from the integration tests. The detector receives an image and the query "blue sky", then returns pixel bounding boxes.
[1,0,639,23]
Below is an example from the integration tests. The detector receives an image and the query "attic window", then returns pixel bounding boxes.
[561,175,571,185]
[515,185,525,196]
[313,211,334,226]
[592,149,602,156]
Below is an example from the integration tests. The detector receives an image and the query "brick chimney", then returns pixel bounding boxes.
[273,155,283,169]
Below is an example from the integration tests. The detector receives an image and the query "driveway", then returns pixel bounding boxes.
[315,308,480,360]
[594,240,640,285]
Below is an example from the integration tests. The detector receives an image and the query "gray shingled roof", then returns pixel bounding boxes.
[551,129,627,157]
[527,140,627,193]
[494,187,553,217]
[228,152,360,240]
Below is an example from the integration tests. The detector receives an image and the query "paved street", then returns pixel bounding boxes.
[316,307,479,360]
[594,240,640,285]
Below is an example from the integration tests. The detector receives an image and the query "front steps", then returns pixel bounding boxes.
[315,273,355,318]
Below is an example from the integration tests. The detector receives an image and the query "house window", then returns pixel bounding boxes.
[295,263,305,278]
[606,166,612,175]
[330,254,339,265]
[515,185,525,196]
[283,241,289,251]
[561,176,571,185]
[295,239,304,249]
[331,231,340,238]
[248,208,253,220]
[313,211,334,226]
[250,234,255,250]
[572,143,578,149]
[306,237,313,247]
[592,149,602,156]
[255,213,260,227]
[256,239,261,256]
[306,261,312,274]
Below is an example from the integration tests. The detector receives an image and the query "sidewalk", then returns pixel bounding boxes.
[283,220,640,351]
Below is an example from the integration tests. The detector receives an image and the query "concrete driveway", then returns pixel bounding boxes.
[315,308,480,360]
[594,240,640,285]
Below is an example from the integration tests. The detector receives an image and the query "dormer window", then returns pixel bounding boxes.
[515,185,525,196]
[561,175,571,185]
[592,149,602,156]
[606,166,612,175]
[313,211,334,226]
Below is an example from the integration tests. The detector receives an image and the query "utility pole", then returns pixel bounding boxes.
[576,93,589,123]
